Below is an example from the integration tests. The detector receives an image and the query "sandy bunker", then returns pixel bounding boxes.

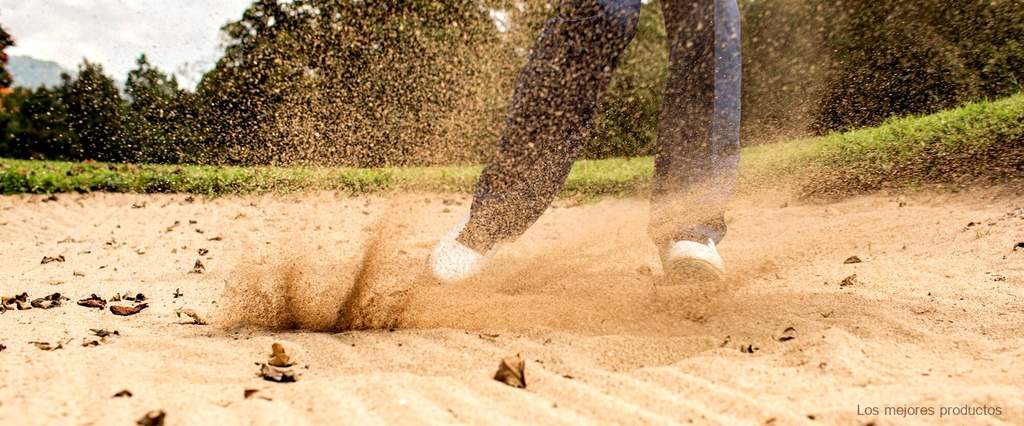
[0,189,1022,424]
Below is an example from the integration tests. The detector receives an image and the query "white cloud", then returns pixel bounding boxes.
[0,0,251,87]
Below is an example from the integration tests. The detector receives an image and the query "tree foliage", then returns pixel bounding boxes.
[0,0,1022,164]
[0,25,13,89]
[198,0,504,166]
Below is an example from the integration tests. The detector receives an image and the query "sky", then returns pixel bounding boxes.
[0,0,252,88]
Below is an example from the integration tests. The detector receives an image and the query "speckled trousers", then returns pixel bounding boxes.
[461,0,741,251]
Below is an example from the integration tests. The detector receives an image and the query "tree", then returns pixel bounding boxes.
[813,0,1024,132]
[124,55,187,163]
[64,61,131,161]
[0,25,13,90]
[2,81,79,159]
[197,0,503,166]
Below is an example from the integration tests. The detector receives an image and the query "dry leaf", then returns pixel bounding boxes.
[175,308,207,325]
[41,255,66,264]
[173,288,183,298]
[1,292,28,306]
[31,293,67,309]
[269,342,292,367]
[493,355,526,388]
[843,256,863,264]
[840,274,860,288]
[114,390,133,398]
[82,339,101,347]
[198,248,209,256]
[244,389,260,399]
[190,260,205,274]
[259,363,300,383]
[111,303,149,316]
[136,410,166,426]
[777,327,798,342]
[30,340,67,351]
[78,294,107,309]
[90,329,120,339]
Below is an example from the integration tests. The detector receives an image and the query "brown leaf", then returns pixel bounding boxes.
[31,293,67,309]
[843,256,863,264]
[114,390,133,398]
[82,339,100,347]
[30,340,67,351]
[41,255,66,264]
[244,389,259,399]
[173,288,183,298]
[777,327,798,342]
[190,260,205,274]
[259,363,300,383]
[175,308,207,325]
[78,294,107,309]
[198,248,209,256]
[840,274,860,288]
[2,292,29,306]
[493,355,526,389]
[111,303,149,316]
[0,343,6,352]
[207,235,223,241]
[3,290,28,305]
[90,329,120,339]
[269,342,292,367]
[136,410,166,426]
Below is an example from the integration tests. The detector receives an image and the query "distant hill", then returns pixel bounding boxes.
[8,55,70,89]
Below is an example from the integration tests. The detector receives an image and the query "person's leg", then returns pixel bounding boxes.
[458,0,642,252]
[649,0,741,249]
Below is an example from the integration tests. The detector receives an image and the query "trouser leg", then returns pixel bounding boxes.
[649,0,742,248]
[460,0,641,251]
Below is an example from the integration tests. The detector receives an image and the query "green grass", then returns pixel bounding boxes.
[1,93,1021,197]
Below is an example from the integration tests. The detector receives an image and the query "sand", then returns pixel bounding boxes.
[0,188,1022,425]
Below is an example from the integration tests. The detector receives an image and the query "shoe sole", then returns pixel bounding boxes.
[660,258,724,286]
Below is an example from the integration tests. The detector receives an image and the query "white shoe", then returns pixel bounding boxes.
[429,217,486,283]
[662,239,725,284]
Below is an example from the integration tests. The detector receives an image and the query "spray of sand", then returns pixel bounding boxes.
[217,214,416,332]
[213,195,788,336]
